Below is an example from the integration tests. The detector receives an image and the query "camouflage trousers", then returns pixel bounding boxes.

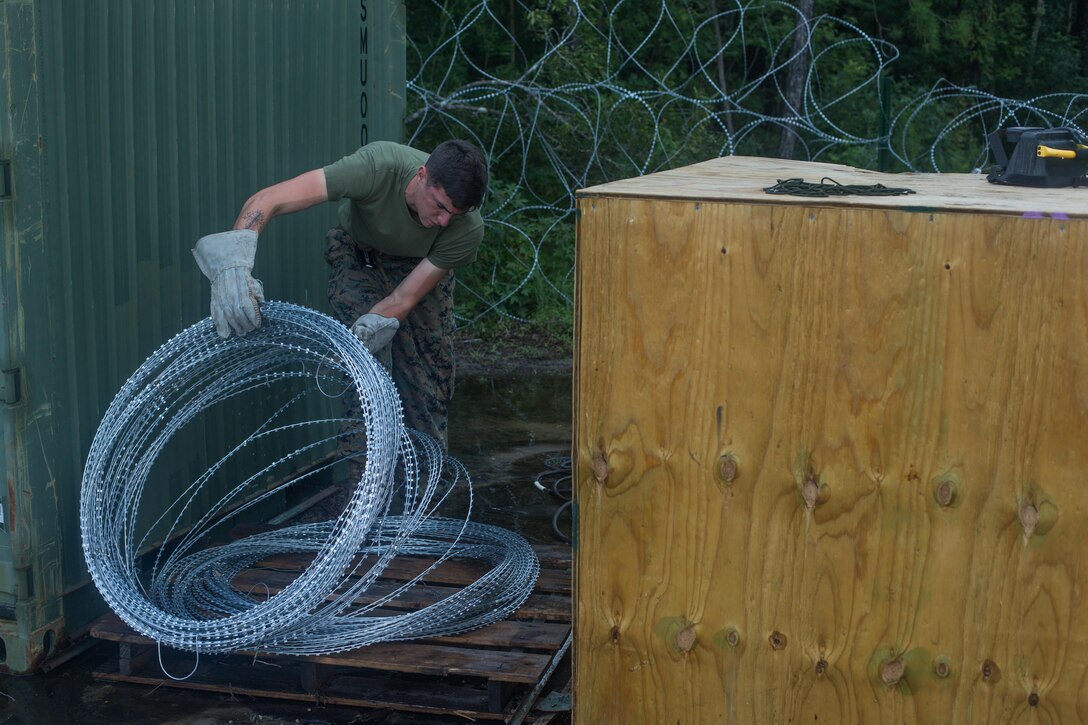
[325,226,455,453]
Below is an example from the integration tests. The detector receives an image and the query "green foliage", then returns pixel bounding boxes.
[841,0,1087,95]
[455,179,574,329]
[407,0,1088,329]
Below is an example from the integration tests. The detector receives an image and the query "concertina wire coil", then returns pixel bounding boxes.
[80,301,540,655]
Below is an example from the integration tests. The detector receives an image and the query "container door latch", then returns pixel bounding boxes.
[0,161,10,200]
[1,368,22,406]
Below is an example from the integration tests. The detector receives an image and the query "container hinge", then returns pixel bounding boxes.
[0,161,10,200]
[2,367,22,406]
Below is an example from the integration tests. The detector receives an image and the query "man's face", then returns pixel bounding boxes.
[411,167,467,228]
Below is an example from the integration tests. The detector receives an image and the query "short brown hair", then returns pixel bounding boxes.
[425,140,488,211]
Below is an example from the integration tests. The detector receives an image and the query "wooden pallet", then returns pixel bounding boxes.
[90,542,572,722]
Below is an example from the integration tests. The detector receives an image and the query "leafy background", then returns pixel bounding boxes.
[404,1,1088,336]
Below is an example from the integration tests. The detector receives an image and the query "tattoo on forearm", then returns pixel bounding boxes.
[241,210,265,231]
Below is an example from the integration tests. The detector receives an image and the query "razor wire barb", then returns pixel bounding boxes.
[404,0,1088,326]
[80,302,540,656]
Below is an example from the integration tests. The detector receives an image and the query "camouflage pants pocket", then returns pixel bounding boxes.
[323,227,456,451]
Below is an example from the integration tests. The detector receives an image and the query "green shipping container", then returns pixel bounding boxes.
[0,0,406,672]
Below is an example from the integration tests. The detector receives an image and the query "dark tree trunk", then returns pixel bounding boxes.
[777,0,814,159]
[709,0,736,136]
[510,0,517,65]
[1027,0,1046,82]
[1075,0,1088,62]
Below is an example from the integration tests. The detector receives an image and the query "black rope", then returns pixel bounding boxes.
[763,177,916,197]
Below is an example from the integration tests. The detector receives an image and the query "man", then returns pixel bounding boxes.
[192,139,489,452]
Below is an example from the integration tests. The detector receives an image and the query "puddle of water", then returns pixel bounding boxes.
[0,372,573,725]
[448,374,573,545]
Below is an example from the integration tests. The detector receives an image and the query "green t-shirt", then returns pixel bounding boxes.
[323,141,484,270]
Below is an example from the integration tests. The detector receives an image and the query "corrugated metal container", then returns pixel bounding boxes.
[575,157,1088,722]
[0,0,405,672]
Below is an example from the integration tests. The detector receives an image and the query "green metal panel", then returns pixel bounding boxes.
[0,0,406,672]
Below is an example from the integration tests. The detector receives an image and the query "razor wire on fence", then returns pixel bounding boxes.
[404,0,1088,327]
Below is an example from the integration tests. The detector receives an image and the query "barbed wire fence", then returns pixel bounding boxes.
[404,0,1088,328]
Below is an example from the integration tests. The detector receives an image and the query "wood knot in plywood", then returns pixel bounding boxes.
[933,656,951,679]
[1028,692,1040,707]
[1019,502,1040,537]
[724,628,740,648]
[981,659,1001,684]
[674,625,696,654]
[932,473,962,508]
[591,452,610,485]
[718,454,738,484]
[881,657,905,686]
[768,631,787,650]
[815,659,828,676]
[802,476,820,511]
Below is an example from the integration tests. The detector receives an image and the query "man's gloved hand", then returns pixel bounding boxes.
[192,230,266,338]
[351,312,400,354]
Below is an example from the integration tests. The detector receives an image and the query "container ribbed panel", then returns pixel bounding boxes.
[0,0,404,670]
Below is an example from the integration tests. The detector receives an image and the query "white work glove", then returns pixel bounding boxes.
[192,230,265,338]
[351,312,399,354]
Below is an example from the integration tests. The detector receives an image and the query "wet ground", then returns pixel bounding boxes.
[0,373,573,725]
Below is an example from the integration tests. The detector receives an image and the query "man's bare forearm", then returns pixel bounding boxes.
[232,169,329,235]
[369,294,414,322]
[236,207,268,233]
[369,259,449,321]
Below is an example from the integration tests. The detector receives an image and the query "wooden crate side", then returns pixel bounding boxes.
[574,196,1088,723]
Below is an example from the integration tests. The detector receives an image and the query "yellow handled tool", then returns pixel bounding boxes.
[988,126,1088,187]
[1037,144,1088,160]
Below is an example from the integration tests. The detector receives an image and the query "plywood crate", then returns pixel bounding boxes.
[573,156,1088,723]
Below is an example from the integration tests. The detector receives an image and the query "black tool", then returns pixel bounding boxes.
[987,126,1088,188]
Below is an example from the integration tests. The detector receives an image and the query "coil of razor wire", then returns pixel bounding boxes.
[80,301,540,655]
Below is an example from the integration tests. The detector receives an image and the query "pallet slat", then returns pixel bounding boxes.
[95,653,508,720]
[229,523,572,566]
[255,552,573,595]
[93,613,549,684]
[91,542,573,722]
[91,612,568,655]
[231,568,571,621]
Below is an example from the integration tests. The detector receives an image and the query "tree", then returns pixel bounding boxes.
[777,0,814,159]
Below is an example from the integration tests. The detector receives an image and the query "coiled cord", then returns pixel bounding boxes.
[534,456,573,544]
